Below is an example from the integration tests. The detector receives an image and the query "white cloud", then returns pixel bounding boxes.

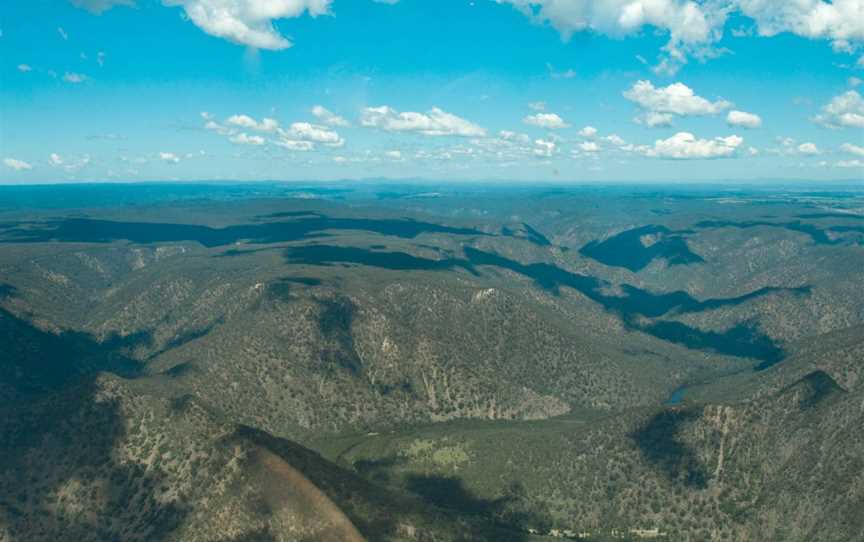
[636,112,674,127]
[274,139,314,151]
[498,130,532,144]
[841,142,864,156]
[230,132,266,145]
[546,62,577,79]
[162,0,332,50]
[63,72,87,83]
[639,131,744,159]
[578,141,600,152]
[280,122,344,146]
[528,101,546,111]
[578,125,598,137]
[311,105,349,127]
[58,27,69,40]
[726,110,762,128]
[523,112,570,129]
[17,64,32,72]
[360,106,485,137]
[836,159,864,168]
[4,158,33,171]
[736,0,864,50]
[48,153,91,172]
[624,80,732,125]
[604,134,627,146]
[204,112,344,149]
[533,138,557,157]
[71,0,135,14]
[97,51,106,67]
[159,152,181,163]
[226,114,279,132]
[768,136,825,157]
[498,1,864,72]
[797,142,820,155]
[850,76,863,88]
[384,150,403,159]
[205,120,234,136]
[813,90,864,128]
[499,1,725,73]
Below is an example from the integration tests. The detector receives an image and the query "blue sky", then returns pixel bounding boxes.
[1,0,863,183]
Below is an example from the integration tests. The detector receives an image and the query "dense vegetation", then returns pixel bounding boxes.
[1,183,862,541]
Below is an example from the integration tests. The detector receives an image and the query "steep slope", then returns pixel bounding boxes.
[0,306,540,542]
[328,368,864,541]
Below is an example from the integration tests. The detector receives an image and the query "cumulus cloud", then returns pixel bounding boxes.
[48,153,91,172]
[624,80,732,126]
[498,1,864,72]
[4,158,33,171]
[159,152,181,163]
[639,131,743,159]
[797,142,820,155]
[523,112,570,129]
[546,62,577,79]
[311,105,349,127]
[161,0,332,50]
[498,130,532,145]
[737,0,864,49]
[636,112,674,127]
[604,134,627,146]
[768,136,825,156]
[204,112,345,150]
[813,90,864,128]
[384,150,403,159]
[836,159,864,168]
[528,101,546,111]
[533,138,557,157]
[205,119,234,136]
[726,109,762,128]
[498,0,726,72]
[841,142,864,156]
[578,125,598,137]
[226,114,279,132]
[360,106,485,137]
[274,139,314,151]
[63,72,87,83]
[280,121,344,146]
[578,141,600,152]
[230,132,266,145]
[70,0,135,14]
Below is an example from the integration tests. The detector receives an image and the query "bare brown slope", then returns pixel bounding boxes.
[247,445,365,542]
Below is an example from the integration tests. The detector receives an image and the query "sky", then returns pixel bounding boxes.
[1,0,863,184]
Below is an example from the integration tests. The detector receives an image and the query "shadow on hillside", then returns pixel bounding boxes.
[781,370,846,410]
[0,215,488,247]
[404,475,552,541]
[0,310,188,540]
[405,474,507,516]
[629,409,709,489]
[0,282,17,300]
[316,296,363,375]
[0,307,145,395]
[236,427,536,541]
